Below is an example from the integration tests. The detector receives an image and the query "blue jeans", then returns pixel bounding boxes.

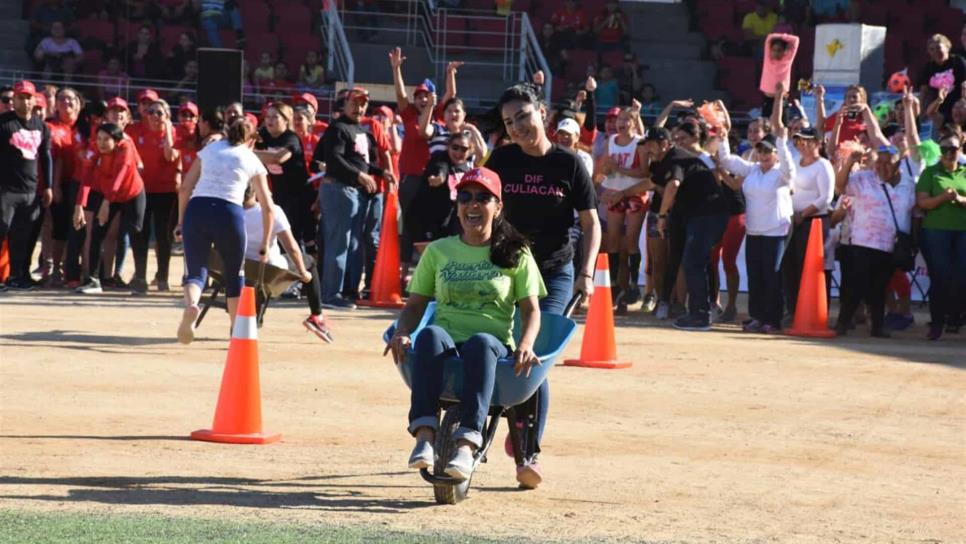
[919,228,966,327]
[408,326,509,448]
[360,191,383,292]
[745,235,786,327]
[682,213,729,321]
[182,196,246,297]
[200,9,242,47]
[319,182,371,301]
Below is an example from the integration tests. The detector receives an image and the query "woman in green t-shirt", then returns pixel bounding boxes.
[385,167,546,482]
[915,134,966,340]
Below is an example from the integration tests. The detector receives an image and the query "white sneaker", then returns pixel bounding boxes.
[407,440,434,469]
[655,301,669,320]
[444,447,475,481]
[76,278,102,294]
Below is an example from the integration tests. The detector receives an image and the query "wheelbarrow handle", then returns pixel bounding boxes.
[563,292,585,319]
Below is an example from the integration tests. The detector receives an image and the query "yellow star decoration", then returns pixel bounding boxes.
[826,39,844,57]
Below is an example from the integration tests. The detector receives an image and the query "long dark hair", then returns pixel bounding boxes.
[488,214,529,269]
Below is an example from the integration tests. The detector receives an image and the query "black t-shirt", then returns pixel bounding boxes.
[720,182,746,215]
[256,128,305,197]
[648,145,727,217]
[486,143,597,271]
[647,145,690,214]
[0,111,51,194]
[412,150,471,240]
[918,54,966,118]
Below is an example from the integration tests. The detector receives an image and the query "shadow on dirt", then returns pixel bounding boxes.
[0,330,177,347]
[0,473,435,513]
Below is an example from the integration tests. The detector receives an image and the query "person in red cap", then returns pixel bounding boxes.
[388,47,459,278]
[127,89,160,142]
[386,166,545,483]
[71,122,147,295]
[316,86,396,309]
[291,92,328,137]
[0,81,53,290]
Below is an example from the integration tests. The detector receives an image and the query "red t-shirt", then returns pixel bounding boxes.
[86,138,144,204]
[125,121,144,141]
[362,116,393,191]
[47,119,81,183]
[297,130,321,174]
[399,104,430,177]
[551,8,587,31]
[595,12,626,43]
[174,124,198,176]
[823,111,866,144]
[311,120,329,137]
[135,127,182,193]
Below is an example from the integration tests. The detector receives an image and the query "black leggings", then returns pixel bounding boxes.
[836,245,892,333]
[87,191,147,281]
[131,192,176,282]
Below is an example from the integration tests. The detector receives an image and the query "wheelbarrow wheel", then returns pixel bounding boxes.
[433,405,472,504]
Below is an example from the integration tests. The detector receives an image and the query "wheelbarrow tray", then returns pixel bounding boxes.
[383,303,577,408]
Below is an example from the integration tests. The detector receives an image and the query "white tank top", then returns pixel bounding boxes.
[602,134,642,192]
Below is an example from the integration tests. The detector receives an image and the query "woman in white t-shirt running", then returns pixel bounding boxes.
[174,118,275,344]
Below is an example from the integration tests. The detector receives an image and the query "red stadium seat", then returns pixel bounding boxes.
[72,18,114,47]
[275,3,315,35]
[218,29,239,49]
[245,33,280,63]
[239,0,271,34]
[82,49,104,73]
[600,50,624,71]
[160,26,194,54]
[565,49,597,82]
[281,33,323,73]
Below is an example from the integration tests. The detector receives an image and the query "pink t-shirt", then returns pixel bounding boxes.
[759,33,800,95]
[845,170,915,253]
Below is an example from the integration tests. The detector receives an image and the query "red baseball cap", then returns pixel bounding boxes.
[106,97,130,111]
[137,89,159,103]
[413,83,431,96]
[374,105,394,119]
[606,107,621,118]
[244,112,260,128]
[292,92,318,111]
[179,101,199,117]
[33,92,47,110]
[348,86,370,103]
[12,80,36,96]
[455,167,502,201]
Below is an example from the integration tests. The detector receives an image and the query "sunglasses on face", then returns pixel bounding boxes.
[456,190,496,204]
[0,96,10,104]
[450,144,470,153]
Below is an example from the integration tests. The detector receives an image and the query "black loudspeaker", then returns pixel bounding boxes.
[197,48,243,113]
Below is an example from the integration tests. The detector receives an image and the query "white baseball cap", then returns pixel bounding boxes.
[556,118,580,135]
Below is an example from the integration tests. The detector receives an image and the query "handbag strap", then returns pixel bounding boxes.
[880,183,902,234]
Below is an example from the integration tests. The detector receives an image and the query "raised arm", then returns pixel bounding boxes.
[858,103,889,148]
[389,47,410,111]
[443,61,462,104]
[716,131,755,177]
[582,76,597,131]
[814,84,827,134]
[417,92,437,140]
[252,172,275,262]
[902,86,922,162]
[835,150,861,194]
[654,99,693,128]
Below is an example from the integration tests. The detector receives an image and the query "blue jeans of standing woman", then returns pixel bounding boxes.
[745,235,786,327]
[919,228,966,328]
[182,196,246,298]
[319,181,371,301]
[408,326,510,448]
[682,213,730,321]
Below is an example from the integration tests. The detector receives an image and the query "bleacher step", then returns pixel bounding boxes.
[0,0,22,19]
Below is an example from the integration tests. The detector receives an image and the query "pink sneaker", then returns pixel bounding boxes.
[303,315,334,343]
[516,461,543,489]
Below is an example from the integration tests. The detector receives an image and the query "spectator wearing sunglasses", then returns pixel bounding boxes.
[916,135,966,340]
[130,99,181,295]
[0,87,14,114]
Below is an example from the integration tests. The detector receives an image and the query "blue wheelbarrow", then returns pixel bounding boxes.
[383,294,581,504]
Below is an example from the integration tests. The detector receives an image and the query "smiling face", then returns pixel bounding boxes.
[447,134,471,163]
[756,145,777,170]
[747,119,766,144]
[414,91,431,111]
[456,184,501,240]
[927,38,949,64]
[145,103,166,130]
[616,110,634,136]
[556,129,577,149]
[443,101,465,131]
[106,107,129,128]
[95,130,117,153]
[874,150,900,181]
[264,107,287,134]
[56,89,79,122]
[501,99,546,151]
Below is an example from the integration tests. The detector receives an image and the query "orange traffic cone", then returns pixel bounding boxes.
[564,253,632,369]
[357,190,404,309]
[191,286,281,444]
[786,219,836,338]
[0,238,8,283]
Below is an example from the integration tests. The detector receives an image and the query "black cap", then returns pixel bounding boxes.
[644,127,672,142]
[755,134,778,151]
[882,123,901,139]
[794,126,819,140]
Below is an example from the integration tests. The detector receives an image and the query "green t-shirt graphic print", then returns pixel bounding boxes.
[407,236,547,349]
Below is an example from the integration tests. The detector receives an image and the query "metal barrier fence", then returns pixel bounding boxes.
[323,0,356,88]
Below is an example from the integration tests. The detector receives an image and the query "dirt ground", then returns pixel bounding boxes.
[1,257,964,543]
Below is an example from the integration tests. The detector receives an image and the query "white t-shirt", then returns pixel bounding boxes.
[791,157,835,214]
[897,155,924,232]
[845,170,916,253]
[192,139,268,206]
[601,134,642,191]
[243,203,290,268]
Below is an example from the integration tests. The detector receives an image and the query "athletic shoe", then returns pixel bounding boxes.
[615,298,628,316]
[76,278,102,294]
[623,286,642,306]
[641,292,657,313]
[927,324,943,341]
[177,304,201,344]
[5,278,37,291]
[760,324,780,334]
[129,277,148,296]
[65,280,81,290]
[655,301,670,320]
[44,268,64,288]
[611,288,623,308]
[444,447,475,481]
[303,315,334,343]
[281,283,301,299]
[516,459,543,490]
[712,303,724,316]
[407,440,434,470]
[834,321,849,337]
[157,278,170,292]
[321,296,357,310]
[102,275,127,289]
[720,306,737,323]
[672,315,712,331]
[669,303,688,318]
[742,319,763,333]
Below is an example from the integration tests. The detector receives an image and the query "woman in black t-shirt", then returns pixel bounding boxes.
[411,132,473,243]
[255,102,312,246]
[485,83,602,490]
[919,34,966,125]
